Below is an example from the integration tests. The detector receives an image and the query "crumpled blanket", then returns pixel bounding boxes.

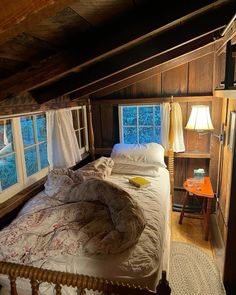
[44,156,114,197]
[0,160,146,265]
[79,156,114,179]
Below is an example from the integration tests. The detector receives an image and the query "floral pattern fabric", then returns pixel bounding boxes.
[0,163,146,265]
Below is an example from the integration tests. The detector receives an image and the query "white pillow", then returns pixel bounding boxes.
[112,162,159,177]
[111,143,166,168]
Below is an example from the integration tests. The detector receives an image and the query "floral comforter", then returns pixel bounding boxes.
[0,162,146,265]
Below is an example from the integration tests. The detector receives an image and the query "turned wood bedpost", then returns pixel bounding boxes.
[156,271,171,295]
[87,97,95,160]
[30,279,39,295]
[0,261,172,295]
[9,276,18,295]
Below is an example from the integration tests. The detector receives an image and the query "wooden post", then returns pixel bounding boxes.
[87,97,95,160]
[55,284,62,295]
[30,279,39,295]
[169,97,175,198]
[224,40,234,89]
[156,271,171,295]
[9,276,18,295]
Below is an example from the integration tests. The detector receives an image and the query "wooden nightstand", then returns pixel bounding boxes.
[179,176,214,241]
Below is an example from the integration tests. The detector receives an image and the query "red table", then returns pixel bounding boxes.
[179,177,214,241]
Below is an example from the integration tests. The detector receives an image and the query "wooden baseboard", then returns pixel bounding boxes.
[210,213,225,277]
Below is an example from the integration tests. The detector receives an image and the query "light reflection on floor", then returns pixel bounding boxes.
[171,210,214,258]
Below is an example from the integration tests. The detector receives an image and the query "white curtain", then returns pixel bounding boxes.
[161,103,170,150]
[46,109,81,168]
[172,102,185,153]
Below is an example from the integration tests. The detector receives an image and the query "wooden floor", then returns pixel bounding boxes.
[171,211,214,258]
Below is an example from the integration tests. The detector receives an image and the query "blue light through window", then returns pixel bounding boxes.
[120,105,161,144]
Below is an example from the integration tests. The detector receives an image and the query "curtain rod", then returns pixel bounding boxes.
[0,111,44,120]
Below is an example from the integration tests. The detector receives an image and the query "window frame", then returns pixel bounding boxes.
[0,112,49,203]
[118,104,161,144]
[71,106,89,154]
[19,114,48,187]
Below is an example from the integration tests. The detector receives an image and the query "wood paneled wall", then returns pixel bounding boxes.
[96,53,214,99]
[217,97,236,244]
[91,52,222,205]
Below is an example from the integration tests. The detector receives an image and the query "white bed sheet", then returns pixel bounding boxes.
[0,167,171,295]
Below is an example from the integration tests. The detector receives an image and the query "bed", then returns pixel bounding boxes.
[0,143,172,295]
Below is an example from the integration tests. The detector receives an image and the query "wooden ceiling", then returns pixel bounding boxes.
[0,0,235,103]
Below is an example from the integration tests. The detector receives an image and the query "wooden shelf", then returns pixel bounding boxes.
[174,152,211,159]
[215,89,236,99]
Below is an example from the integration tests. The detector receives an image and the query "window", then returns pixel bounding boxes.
[0,113,49,202]
[20,114,48,177]
[71,106,89,154]
[119,105,161,144]
[0,119,18,192]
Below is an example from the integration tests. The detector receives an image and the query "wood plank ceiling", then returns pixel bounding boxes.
[0,0,235,103]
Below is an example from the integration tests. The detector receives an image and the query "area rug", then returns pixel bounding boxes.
[169,241,226,295]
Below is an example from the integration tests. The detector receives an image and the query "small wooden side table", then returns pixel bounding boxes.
[179,176,214,241]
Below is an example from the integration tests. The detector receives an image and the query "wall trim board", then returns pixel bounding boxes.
[210,213,225,277]
[91,96,214,105]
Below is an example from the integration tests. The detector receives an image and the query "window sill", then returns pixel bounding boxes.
[0,153,91,219]
[0,177,47,219]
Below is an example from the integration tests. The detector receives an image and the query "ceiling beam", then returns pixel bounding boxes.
[31,6,232,102]
[0,0,76,45]
[69,36,216,100]
[89,43,216,99]
[0,0,234,102]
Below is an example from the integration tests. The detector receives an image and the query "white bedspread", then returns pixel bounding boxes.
[0,167,170,295]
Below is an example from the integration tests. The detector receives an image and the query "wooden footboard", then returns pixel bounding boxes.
[0,261,171,295]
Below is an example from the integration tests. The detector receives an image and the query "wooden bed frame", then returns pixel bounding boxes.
[0,262,171,295]
[0,99,175,295]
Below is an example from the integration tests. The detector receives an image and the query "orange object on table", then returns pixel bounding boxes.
[179,177,214,241]
[183,177,214,198]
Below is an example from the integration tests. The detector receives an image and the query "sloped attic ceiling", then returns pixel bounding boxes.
[0,0,235,104]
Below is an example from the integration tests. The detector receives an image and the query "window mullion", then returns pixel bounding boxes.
[77,110,82,148]
[153,106,155,142]
[33,116,41,171]
[137,106,139,143]
[83,106,89,151]
[13,118,25,186]
[119,106,123,142]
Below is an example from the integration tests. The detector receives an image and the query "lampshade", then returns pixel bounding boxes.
[185,105,214,131]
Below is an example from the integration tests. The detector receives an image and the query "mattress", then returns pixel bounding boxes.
[0,167,171,295]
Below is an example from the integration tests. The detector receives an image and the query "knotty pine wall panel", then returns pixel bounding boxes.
[99,74,162,99]
[217,97,236,244]
[91,103,102,148]
[214,52,226,90]
[100,104,119,147]
[134,75,162,98]
[174,158,187,188]
[188,53,214,94]
[161,64,188,96]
